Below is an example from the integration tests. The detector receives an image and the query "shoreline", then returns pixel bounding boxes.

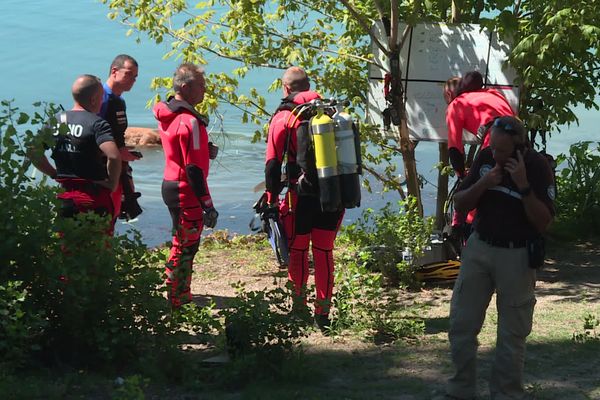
[125,126,161,147]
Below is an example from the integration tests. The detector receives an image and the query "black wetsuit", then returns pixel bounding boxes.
[100,82,141,221]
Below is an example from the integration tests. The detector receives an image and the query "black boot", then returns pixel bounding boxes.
[314,313,331,335]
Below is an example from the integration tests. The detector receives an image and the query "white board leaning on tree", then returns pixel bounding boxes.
[367,21,519,143]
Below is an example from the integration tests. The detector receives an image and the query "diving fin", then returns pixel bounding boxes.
[250,192,289,267]
[265,216,289,268]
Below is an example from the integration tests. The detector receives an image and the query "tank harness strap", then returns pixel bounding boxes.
[281,103,312,187]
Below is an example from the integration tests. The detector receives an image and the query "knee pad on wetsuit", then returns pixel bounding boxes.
[288,233,310,297]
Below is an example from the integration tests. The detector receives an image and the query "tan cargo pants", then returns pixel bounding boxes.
[447,232,537,400]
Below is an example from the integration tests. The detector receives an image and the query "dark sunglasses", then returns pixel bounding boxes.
[493,118,520,135]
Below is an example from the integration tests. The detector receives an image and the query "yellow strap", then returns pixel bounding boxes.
[285,104,308,130]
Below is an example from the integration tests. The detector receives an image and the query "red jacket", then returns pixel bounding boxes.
[154,98,212,208]
[446,89,514,155]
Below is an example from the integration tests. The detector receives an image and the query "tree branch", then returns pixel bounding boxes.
[377,140,402,153]
[363,164,406,199]
[398,24,412,51]
[514,0,523,17]
[390,0,399,52]
[473,0,484,21]
[215,93,269,121]
[219,92,271,117]
[120,17,286,69]
[373,0,386,20]
[290,0,338,19]
[167,9,385,71]
[451,0,461,23]
[339,0,389,56]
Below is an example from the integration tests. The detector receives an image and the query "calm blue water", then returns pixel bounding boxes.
[1,1,598,246]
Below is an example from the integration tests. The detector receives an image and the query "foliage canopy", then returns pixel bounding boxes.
[102,0,600,146]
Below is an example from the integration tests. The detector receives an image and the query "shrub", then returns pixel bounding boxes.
[572,313,600,344]
[340,196,434,286]
[332,252,425,341]
[221,282,309,356]
[332,251,384,333]
[174,301,221,338]
[554,141,600,238]
[112,375,149,400]
[0,281,46,370]
[0,101,176,369]
[333,197,430,338]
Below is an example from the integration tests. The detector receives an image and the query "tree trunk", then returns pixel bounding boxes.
[451,0,462,22]
[397,113,423,215]
[390,0,423,215]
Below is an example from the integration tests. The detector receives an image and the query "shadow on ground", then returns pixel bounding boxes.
[174,239,600,399]
[192,294,235,309]
[537,239,600,303]
[166,334,600,400]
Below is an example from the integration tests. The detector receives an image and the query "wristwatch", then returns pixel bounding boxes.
[519,185,532,197]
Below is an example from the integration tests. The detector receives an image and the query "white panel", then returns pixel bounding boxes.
[486,32,517,85]
[366,79,386,131]
[404,23,488,82]
[405,81,447,142]
[367,22,518,142]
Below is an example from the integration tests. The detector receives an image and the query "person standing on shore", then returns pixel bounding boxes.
[153,63,218,308]
[30,74,121,223]
[265,66,344,332]
[443,116,555,400]
[443,71,515,238]
[100,54,142,224]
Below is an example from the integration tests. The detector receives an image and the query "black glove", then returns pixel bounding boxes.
[208,142,219,160]
[119,192,143,220]
[263,204,279,219]
[203,206,219,229]
[261,204,278,233]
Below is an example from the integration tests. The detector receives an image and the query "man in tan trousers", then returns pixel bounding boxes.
[444,116,555,400]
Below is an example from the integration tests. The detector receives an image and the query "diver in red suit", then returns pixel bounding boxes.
[265,66,343,332]
[153,63,218,308]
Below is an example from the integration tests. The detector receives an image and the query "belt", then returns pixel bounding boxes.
[478,233,526,248]
[57,179,103,193]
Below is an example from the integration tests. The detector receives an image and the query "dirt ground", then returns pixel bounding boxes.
[187,237,600,400]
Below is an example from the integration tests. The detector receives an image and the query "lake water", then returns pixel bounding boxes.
[1,1,598,246]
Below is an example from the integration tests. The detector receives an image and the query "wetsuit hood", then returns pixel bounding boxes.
[153,96,209,126]
[284,90,321,105]
[273,90,322,116]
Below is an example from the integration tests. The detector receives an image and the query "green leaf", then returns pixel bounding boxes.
[17,113,29,124]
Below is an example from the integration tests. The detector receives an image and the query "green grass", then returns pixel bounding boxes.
[3,237,599,399]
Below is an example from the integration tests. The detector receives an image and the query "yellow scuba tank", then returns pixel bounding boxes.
[310,110,341,212]
[333,104,361,209]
